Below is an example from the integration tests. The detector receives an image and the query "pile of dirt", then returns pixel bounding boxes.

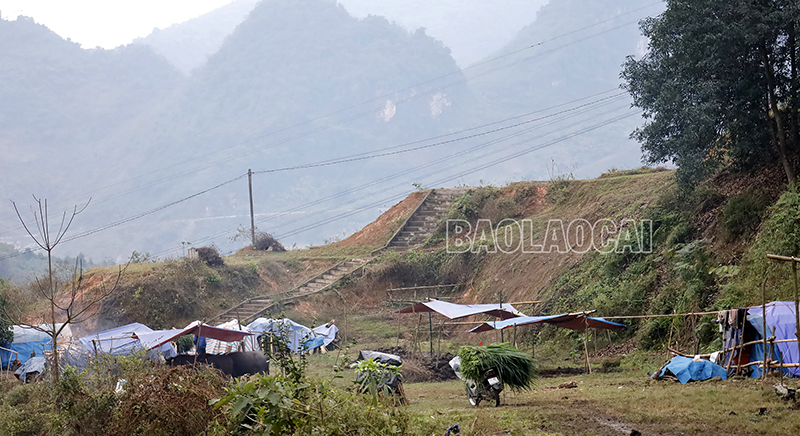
[334,191,427,248]
[375,347,458,383]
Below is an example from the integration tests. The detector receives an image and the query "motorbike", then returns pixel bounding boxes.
[449,357,504,407]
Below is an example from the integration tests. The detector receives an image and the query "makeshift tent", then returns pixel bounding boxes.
[78,321,252,360]
[313,323,339,347]
[246,318,323,354]
[205,319,258,354]
[720,301,799,377]
[396,300,526,320]
[1,324,72,369]
[79,323,155,355]
[469,313,627,333]
[79,322,177,359]
[652,356,727,384]
[15,356,45,383]
[138,320,254,351]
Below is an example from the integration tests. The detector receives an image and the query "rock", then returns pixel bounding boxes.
[558,380,578,389]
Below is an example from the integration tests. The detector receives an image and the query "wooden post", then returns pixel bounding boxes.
[428,312,433,355]
[667,309,676,357]
[513,324,518,348]
[248,169,255,246]
[794,261,800,368]
[584,334,592,374]
[583,317,592,374]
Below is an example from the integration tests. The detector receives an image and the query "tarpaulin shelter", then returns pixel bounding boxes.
[246,318,323,354]
[205,319,258,354]
[720,301,799,377]
[395,300,526,320]
[15,356,45,383]
[313,323,339,347]
[79,323,155,356]
[78,321,252,360]
[653,356,727,384]
[468,314,627,333]
[138,320,254,351]
[1,324,72,369]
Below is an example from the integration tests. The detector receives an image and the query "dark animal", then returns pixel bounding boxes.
[167,351,268,378]
[228,351,269,377]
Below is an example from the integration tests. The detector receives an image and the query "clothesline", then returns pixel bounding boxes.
[603,311,719,319]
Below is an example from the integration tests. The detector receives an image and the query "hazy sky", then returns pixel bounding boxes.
[0,0,237,48]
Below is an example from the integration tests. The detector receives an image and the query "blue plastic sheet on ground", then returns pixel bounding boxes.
[655,356,727,384]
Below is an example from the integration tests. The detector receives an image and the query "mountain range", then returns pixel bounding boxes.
[0,0,665,268]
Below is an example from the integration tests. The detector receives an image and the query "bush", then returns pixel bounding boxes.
[214,336,409,435]
[719,189,770,242]
[196,246,224,266]
[254,232,286,252]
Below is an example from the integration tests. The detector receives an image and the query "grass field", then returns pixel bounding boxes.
[302,351,800,436]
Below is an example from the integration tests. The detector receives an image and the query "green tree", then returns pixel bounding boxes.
[0,278,12,345]
[622,0,800,187]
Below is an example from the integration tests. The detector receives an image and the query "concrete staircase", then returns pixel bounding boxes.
[208,258,370,325]
[385,188,470,250]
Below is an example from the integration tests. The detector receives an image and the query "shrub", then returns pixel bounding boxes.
[719,189,770,241]
[254,232,286,252]
[214,335,409,436]
[196,246,224,266]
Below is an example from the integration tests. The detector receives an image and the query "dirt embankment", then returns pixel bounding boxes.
[334,190,427,248]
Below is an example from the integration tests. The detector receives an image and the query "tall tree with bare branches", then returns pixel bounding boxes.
[3,197,127,383]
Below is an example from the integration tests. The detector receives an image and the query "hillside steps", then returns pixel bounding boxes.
[380,188,469,251]
[208,257,371,325]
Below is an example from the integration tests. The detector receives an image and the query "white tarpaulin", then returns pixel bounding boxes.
[396,299,526,320]
[312,323,339,347]
[247,318,322,354]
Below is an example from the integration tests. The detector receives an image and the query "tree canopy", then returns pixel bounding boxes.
[622,0,799,187]
[0,279,12,345]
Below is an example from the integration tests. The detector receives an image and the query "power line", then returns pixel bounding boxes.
[273,110,640,241]
[152,104,638,257]
[0,174,247,262]
[174,96,634,251]
[253,92,628,175]
[1,89,628,260]
[1,3,662,232]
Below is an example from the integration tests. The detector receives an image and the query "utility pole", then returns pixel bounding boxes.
[248,169,255,246]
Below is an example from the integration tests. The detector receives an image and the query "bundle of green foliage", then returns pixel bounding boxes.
[458,343,536,390]
[213,337,408,435]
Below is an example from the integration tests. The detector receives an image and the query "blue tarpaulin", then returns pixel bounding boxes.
[1,324,70,368]
[655,356,728,384]
[747,302,798,377]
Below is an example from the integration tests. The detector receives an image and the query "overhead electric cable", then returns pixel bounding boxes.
[7,3,661,223]
[152,105,638,257]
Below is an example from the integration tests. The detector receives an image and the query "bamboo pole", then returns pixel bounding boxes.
[603,311,720,319]
[583,317,591,374]
[387,284,467,291]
